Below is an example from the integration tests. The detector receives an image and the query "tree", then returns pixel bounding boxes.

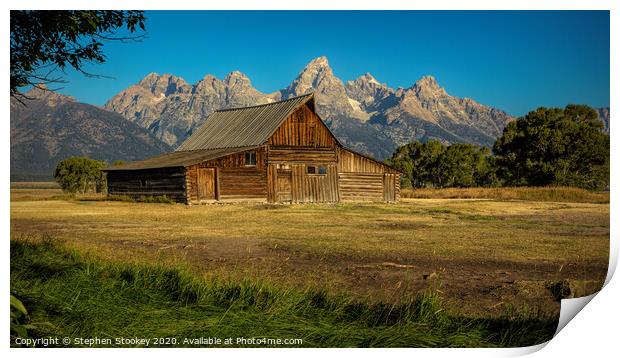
[11,10,145,101]
[54,157,107,194]
[387,140,444,188]
[436,144,494,188]
[493,105,609,190]
[386,140,497,188]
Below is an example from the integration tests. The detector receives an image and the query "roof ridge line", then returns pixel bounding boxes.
[215,92,314,112]
[175,145,261,153]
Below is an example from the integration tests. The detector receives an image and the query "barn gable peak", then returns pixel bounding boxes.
[177,93,323,151]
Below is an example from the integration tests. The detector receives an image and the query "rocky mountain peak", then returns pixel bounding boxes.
[348,72,389,91]
[136,72,191,96]
[280,56,363,120]
[308,56,329,68]
[344,73,394,115]
[224,71,252,88]
[283,56,338,96]
[411,75,447,98]
[222,71,270,108]
[362,72,381,85]
[138,72,160,85]
[193,74,222,93]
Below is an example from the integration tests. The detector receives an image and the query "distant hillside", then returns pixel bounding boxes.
[10,87,171,181]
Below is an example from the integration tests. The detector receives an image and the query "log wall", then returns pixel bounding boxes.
[336,147,399,174]
[336,147,400,202]
[338,172,384,202]
[106,167,187,203]
[186,147,267,203]
[268,148,337,163]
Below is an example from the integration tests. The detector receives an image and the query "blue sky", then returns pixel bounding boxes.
[56,10,609,116]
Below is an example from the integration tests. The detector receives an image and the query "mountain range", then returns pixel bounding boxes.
[10,56,610,180]
[104,56,514,159]
[10,87,171,181]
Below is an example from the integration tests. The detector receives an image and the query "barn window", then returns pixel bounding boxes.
[140,179,147,187]
[245,151,256,166]
[307,166,326,175]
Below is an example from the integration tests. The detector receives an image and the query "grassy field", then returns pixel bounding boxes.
[10,186,609,347]
[401,186,610,203]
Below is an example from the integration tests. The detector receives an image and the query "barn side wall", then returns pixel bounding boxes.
[185,147,268,203]
[106,167,187,203]
[336,147,400,202]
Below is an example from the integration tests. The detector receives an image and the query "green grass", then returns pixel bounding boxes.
[10,236,558,348]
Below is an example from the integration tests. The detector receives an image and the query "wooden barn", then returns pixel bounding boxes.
[104,93,400,204]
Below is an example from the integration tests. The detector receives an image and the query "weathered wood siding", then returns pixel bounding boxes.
[336,147,400,202]
[268,148,337,163]
[382,173,400,202]
[186,147,267,203]
[267,163,339,203]
[336,147,398,174]
[338,172,384,202]
[107,167,187,202]
[268,103,337,148]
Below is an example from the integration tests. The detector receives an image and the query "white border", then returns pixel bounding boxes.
[3,1,617,357]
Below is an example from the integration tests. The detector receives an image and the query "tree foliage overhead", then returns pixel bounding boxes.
[493,105,609,190]
[54,157,107,194]
[11,10,145,101]
[386,140,497,188]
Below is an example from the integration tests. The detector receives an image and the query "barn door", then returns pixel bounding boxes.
[276,170,292,202]
[197,168,216,201]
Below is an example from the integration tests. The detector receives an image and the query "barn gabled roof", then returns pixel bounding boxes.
[177,93,320,151]
[104,146,259,171]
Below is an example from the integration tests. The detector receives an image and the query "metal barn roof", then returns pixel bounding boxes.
[104,146,259,171]
[176,93,315,151]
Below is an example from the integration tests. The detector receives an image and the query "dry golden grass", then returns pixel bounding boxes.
[10,181,60,189]
[10,188,609,317]
[401,186,609,203]
[10,199,608,262]
[10,189,106,202]
[10,188,66,201]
